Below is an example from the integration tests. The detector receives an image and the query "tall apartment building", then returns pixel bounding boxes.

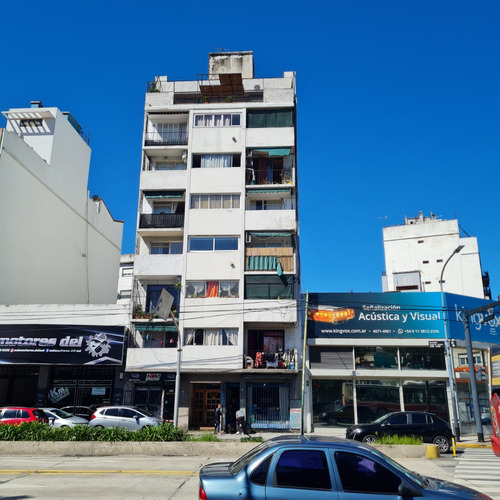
[382,212,490,299]
[125,52,301,430]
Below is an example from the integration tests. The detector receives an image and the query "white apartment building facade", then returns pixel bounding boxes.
[125,52,302,430]
[0,102,128,409]
[0,102,123,304]
[382,212,489,299]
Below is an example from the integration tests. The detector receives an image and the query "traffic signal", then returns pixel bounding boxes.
[478,366,487,381]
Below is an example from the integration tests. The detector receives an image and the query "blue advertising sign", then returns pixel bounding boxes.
[307,292,500,342]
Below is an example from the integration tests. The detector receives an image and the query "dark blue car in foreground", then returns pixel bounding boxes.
[199,435,491,500]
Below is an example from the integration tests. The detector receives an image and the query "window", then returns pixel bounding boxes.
[192,154,241,168]
[250,455,272,486]
[146,284,180,313]
[150,241,183,254]
[458,353,482,366]
[153,202,175,214]
[188,236,238,251]
[20,119,43,127]
[247,109,294,128]
[122,267,133,276]
[152,160,186,171]
[275,450,331,490]
[191,194,240,209]
[245,275,293,300]
[194,113,241,127]
[185,328,238,346]
[105,408,120,417]
[249,199,284,211]
[334,451,401,494]
[121,408,139,419]
[119,290,132,299]
[185,280,239,298]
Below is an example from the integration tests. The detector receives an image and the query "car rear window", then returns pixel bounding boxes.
[229,442,269,475]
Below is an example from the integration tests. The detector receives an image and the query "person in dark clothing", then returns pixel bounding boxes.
[214,404,223,434]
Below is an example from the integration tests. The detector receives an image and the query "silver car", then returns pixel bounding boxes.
[41,408,89,428]
[88,406,161,430]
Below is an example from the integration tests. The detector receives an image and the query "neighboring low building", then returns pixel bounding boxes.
[117,254,134,304]
[382,212,490,299]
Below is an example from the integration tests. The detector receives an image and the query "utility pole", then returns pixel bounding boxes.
[462,297,500,443]
[300,291,309,435]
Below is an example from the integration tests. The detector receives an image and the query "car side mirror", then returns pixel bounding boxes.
[398,481,423,498]
[134,415,139,420]
[49,417,55,423]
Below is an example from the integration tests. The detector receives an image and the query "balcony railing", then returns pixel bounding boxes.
[246,168,292,185]
[245,247,294,273]
[139,213,184,229]
[144,131,188,146]
[245,348,297,370]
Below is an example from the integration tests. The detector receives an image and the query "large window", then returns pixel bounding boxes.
[248,199,284,211]
[186,280,239,298]
[245,275,293,299]
[188,236,238,251]
[194,114,241,127]
[150,241,183,255]
[192,154,241,168]
[185,328,238,346]
[247,109,294,128]
[191,194,240,209]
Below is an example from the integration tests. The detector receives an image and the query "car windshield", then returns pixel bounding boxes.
[370,447,426,488]
[228,442,269,475]
[371,413,394,425]
[49,409,73,419]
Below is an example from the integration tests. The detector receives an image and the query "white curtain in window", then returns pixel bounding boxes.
[201,154,231,168]
[194,115,204,127]
[185,329,195,346]
[225,329,238,346]
[204,329,219,345]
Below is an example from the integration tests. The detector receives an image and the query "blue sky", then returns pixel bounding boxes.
[2,1,499,294]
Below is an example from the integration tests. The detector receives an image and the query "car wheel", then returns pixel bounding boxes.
[433,435,451,454]
[94,425,104,429]
[362,434,377,444]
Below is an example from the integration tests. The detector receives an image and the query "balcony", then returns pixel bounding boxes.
[246,167,292,186]
[245,247,294,273]
[139,213,184,229]
[245,348,298,371]
[125,345,243,372]
[134,254,183,279]
[144,131,188,147]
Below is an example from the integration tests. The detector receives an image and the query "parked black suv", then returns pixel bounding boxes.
[345,411,453,453]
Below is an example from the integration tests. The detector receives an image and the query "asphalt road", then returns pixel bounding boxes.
[0,455,220,500]
[0,452,493,500]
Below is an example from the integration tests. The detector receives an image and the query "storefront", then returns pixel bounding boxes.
[0,324,127,408]
[306,292,500,432]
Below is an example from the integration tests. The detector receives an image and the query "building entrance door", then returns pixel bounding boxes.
[190,383,220,429]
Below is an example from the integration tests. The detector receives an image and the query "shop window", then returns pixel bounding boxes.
[355,347,398,369]
[400,346,445,370]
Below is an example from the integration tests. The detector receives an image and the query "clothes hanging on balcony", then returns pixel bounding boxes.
[246,256,283,276]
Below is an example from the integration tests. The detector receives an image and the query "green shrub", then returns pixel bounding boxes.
[375,434,423,445]
[240,437,263,443]
[186,432,220,442]
[0,422,187,442]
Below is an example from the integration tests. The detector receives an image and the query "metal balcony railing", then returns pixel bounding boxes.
[139,213,184,229]
[144,131,188,146]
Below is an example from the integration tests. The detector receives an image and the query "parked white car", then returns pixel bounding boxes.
[89,406,161,430]
[41,408,89,428]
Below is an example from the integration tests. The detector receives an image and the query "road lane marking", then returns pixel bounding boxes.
[0,470,198,476]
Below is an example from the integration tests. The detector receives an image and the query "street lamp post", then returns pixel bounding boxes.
[439,245,464,441]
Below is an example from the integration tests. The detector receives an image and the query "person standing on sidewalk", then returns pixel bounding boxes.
[214,404,223,435]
